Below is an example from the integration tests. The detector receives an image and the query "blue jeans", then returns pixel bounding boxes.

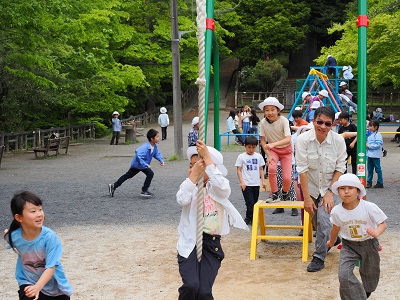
[367,157,383,184]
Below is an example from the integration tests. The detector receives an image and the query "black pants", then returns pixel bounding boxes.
[232,128,244,145]
[346,151,357,175]
[19,285,70,300]
[110,131,120,145]
[242,186,260,221]
[178,233,224,300]
[161,126,167,140]
[114,166,154,192]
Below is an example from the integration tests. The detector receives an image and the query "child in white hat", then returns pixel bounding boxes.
[176,140,248,299]
[188,116,199,147]
[158,107,169,140]
[328,173,387,299]
[110,111,122,145]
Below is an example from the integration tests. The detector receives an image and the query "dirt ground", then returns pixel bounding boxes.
[1,112,400,300]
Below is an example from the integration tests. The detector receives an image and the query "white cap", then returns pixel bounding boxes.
[335,112,341,120]
[319,90,329,98]
[186,146,227,176]
[294,107,302,111]
[343,66,349,71]
[339,81,347,87]
[191,116,199,126]
[331,173,366,197]
[112,111,119,115]
[258,97,284,111]
[302,92,311,101]
[311,101,321,109]
[160,107,167,113]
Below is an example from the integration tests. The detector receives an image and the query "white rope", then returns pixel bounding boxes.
[195,0,207,262]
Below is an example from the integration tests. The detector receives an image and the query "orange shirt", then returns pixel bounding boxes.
[295,119,309,127]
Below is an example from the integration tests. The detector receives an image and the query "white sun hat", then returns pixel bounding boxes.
[311,101,321,109]
[339,81,348,87]
[331,173,366,197]
[343,66,349,71]
[191,116,199,126]
[112,111,120,115]
[258,97,284,111]
[319,90,329,98]
[335,112,341,120]
[160,107,167,113]
[302,92,311,101]
[187,146,228,176]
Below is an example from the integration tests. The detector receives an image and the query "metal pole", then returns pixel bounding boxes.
[171,0,183,159]
[213,33,220,150]
[356,0,368,191]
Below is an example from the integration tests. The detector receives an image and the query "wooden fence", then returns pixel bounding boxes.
[0,123,95,152]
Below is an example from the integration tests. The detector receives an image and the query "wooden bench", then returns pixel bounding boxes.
[59,136,71,154]
[33,138,61,158]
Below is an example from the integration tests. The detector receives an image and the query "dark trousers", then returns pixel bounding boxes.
[346,151,357,175]
[114,166,154,192]
[19,285,70,300]
[232,128,244,145]
[178,233,224,300]
[161,126,167,140]
[242,186,260,221]
[110,131,120,145]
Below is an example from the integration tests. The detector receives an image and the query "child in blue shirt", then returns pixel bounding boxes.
[108,128,165,197]
[366,120,384,188]
[4,191,73,299]
[110,111,122,145]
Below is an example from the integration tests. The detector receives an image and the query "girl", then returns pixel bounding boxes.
[227,110,244,145]
[249,109,260,135]
[258,97,293,202]
[4,191,73,300]
[366,120,384,188]
[240,105,251,135]
[176,140,248,299]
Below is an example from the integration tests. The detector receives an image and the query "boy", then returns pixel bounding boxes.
[108,129,165,197]
[177,140,248,299]
[187,116,199,147]
[338,111,357,174]
[292,109,308,127]
[328,173,387,299]
[110,111,122,145]
[235,136,266,224]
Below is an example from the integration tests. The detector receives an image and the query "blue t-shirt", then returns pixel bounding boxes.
[8,226,73,296]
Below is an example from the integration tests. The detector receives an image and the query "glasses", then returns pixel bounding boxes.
[315,120,333,127]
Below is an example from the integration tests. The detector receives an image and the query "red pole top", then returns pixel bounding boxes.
[357,15,369,27]
[206,18,215,31]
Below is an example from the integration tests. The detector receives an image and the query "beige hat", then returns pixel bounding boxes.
[160,107,167,113]
[187,146,227,176]
[331,173,366,197]
[258,97,284,111]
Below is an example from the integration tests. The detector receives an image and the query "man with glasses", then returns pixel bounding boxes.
[295,107,347,272]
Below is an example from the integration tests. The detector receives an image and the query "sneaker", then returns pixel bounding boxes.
[298,229,303,236]
[307,256,324,272]
[266,192,280,203]
[373,183,384,188]
[366,292,372,299]
[244,217,252,225]
[281,191,290,201]
[272,208,284,214]
[140,190,154,197]
[291,208,299,216]
[108,184,115,197]
[382,149,387,157]
[366,182,372,188]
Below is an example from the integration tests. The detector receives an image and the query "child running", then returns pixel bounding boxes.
[235,136,266,224]
[258,97,293,202]
[3,191,73,300]
[176,140,248,299]
[327,173,387,300]
[108,128,165,198]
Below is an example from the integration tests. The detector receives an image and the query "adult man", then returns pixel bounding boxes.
[325,55,337,78]
[295,106,347,272]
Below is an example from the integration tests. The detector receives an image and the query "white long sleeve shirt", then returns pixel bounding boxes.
[176,165,248,258]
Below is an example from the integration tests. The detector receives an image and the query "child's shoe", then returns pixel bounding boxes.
[291,208,299,216]
[281,191,290,201]
[373,183,383,188]
[272,208,284,214]
[366,182,372,188]
[266,192,280,203]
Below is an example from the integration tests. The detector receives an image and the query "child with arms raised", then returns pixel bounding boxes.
[4,191,73,300]
[327,174,387,299]
[176,140,248,299]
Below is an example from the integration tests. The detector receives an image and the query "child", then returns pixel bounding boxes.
[187,116,199,147]
[108,128,165,197]
[240,105,251,135]
[327,173,387,299]
[158,107,170,140]
[110,111,122,145]
[249,109,261,134]
[366,120,384,188]
[176,140,248,299]
[292,109,308,127]
[306,101,321,123]
[338,111,358,174]
[4,191,73,299]
[227,110,244,145]
[258,97,292,202]
[235,136,266,224]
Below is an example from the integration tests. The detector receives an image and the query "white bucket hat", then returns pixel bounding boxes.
[294,106,302,111]
[112,111,120,116]
[187,146,228,176]
[191,116,199,126]
[331,173,366,197]
[343,66,349,71]
[258,97,284,111]
[302,92,311,101]
[311,101,321,109]
[319,90,329,98]
[160,107,167,113]
[339,81,347,87]
[335,112,341,120]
